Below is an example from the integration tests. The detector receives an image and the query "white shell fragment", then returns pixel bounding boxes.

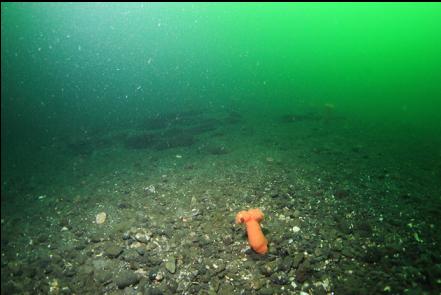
[96,212,107,224]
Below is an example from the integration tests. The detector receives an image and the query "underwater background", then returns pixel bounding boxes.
[1,2,441,294]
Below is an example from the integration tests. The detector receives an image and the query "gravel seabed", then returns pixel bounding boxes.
[2,111,440,294]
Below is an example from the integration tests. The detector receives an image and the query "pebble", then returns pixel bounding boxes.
[89,233,103,243]
[104,243,123,258]
[8,261,23,276]
[155,271,164,281]
[218,284,234,295]
[144,185,156,194]
[94,270,112,284]
[135,232,150,243]
[260,260,277,277]
[122,248,141,263]
[279,256,293,272]
[92,259,112,270]
[270,272,289,285]
[115,270,139,289]
[79,265,94,276]
[95,212,107,224]
[223,234,233,245]
[144,287,163,295]
[212,260,226,274]
[165,256,176,274]
[258,287,275,295]
[296,260,312,283]
[148,267,160,281]
[63,267,76,277]
[118,202,130,209]
[293,253,304,269]
[250,277,264,290]
[37,234,49,244]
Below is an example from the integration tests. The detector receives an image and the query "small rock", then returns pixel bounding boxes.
[145,256,162,267]
[363,247,382,263]
[135,232,150,243]
[144,185,156,194]
[334,189,350,199]
[94,270,112,284]
[8,261,23,276]
[165,257,176,274]
[342,247,354,258]
[92,259,112,270]
[104,243,123,258]
[74,242,86,250]
[148,267,160,281]
[260,260,277,277]
[271,271,289,285]
[79,265,94,276]
[258,287,275,295]
[96,212,107,224]
[122,248,141,263]
[144,287,164,295]
[90,233,103,243]
[155,271,164,282]
[212,260,226,275]
[314,248,322,257]
[59,218,70,227]
[296,260,312,283]
[333,238,344,251]
[218,283,234,295]
[37,234,49,244]
[115,270,139,289]
[223,234,233,245]
[250,277,264,290]
[210,277,221,292]
[23,265,37,278]
[293,210,301,218]
[118,202,130,209]
[63,267,76,277]
[293,253,304,269]
[74,230,84,237]
[279,256,293,272]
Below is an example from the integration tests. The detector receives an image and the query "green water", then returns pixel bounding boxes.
[1,3,441,294]
[2,3,441,146]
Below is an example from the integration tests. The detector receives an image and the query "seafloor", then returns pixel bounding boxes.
[1,108,440,294]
